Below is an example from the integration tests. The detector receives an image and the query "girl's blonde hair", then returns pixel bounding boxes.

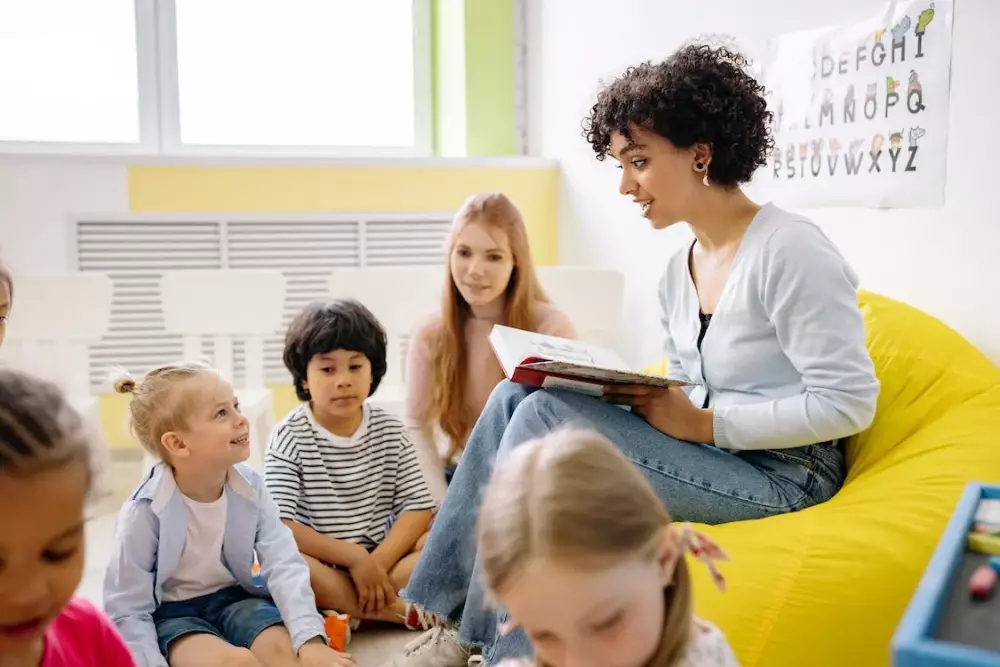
[113,361,218,459]
[478,429,693,667]
[427,192,550,460]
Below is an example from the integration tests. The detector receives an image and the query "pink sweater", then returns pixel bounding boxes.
[405,301,576,456]
[42,597,135,666]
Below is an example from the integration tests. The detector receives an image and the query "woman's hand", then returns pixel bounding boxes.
[602,385,714,443]
[299,638,356,666]
[348,551,396,615]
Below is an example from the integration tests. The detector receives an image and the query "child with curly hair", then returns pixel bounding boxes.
[0,368,134,667]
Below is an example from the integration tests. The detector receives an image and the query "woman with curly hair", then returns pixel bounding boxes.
[381,43,879,667]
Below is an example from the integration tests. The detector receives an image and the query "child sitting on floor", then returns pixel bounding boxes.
[0,368,134,667]
[477,429,740,667]
[265,299,437,630]
[104,361,352,667]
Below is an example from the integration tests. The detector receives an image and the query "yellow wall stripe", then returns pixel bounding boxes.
[128,165,558,263]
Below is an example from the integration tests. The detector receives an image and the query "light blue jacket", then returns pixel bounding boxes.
[658,203,879,451]
[103,462,327,667]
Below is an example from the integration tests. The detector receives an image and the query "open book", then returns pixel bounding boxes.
[488,324,692,397]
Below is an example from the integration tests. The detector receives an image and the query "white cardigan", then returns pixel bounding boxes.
[658,203,880,451]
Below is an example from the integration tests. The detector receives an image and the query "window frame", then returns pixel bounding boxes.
[0,0,432,157]
[0,0,160,156]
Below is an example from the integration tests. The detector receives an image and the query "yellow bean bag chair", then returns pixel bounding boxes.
[646,290,1000,667]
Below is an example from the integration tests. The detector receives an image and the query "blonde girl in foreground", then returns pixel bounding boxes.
[477,429,739,667]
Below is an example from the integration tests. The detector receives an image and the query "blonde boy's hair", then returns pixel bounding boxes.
[113,361,220,460]
[477,429,693,667]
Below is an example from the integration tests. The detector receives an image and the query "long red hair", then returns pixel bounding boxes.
[428,192,549,460]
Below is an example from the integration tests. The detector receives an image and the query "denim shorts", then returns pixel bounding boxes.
[153,585,284,656]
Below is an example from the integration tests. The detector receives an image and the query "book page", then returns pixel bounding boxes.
[489,324,630,372]
[488,325,523,377]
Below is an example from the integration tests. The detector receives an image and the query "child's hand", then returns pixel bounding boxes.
[371,551,401,609]
[299,638,356,666]
[348,551,396,615]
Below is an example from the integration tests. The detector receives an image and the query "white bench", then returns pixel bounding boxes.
[0,273,113,495]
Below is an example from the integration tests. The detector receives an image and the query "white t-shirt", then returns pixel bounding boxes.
[160,490,237,603]
[496,617,739,667]
[679,618,740,666]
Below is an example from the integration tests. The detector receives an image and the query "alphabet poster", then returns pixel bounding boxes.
[761,1,953,208]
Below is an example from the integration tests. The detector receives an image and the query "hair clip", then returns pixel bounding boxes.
[676,523,729,592]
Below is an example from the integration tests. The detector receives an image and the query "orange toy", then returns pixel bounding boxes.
[323,612,352,652]
[253,562,351,652]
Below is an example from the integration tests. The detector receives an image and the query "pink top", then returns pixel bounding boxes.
[405,300,576,455]
[42,597,135,667]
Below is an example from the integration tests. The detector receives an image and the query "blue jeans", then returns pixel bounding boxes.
[402,381,845,663]
[153,585,284,656]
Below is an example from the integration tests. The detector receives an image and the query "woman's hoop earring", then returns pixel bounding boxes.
[695,161,710,186]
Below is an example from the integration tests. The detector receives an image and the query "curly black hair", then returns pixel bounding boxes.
[582,43,774,187]
[0,367,91,482]
[283,299,388,401]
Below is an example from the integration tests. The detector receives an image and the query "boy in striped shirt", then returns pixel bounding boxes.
[265,299,438,631]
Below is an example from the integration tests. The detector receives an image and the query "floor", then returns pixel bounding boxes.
[81,460,414,666]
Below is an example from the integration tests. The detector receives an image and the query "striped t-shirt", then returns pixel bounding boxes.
[265,402,437,550]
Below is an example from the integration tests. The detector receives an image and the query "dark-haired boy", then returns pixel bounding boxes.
[265,299,438,631]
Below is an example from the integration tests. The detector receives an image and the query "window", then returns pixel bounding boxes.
[0,0,430,155]
[0,0,142,146]
[168,0,421,151]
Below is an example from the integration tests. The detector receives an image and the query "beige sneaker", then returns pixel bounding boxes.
[379,626,471,667]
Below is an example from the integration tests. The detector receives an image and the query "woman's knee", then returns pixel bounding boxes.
[508,388,584,435]
[484,380,534,414]
[456,382,536,464]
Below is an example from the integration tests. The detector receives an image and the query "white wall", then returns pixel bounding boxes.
[0,158,129,273]
[530,0,1000,368]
